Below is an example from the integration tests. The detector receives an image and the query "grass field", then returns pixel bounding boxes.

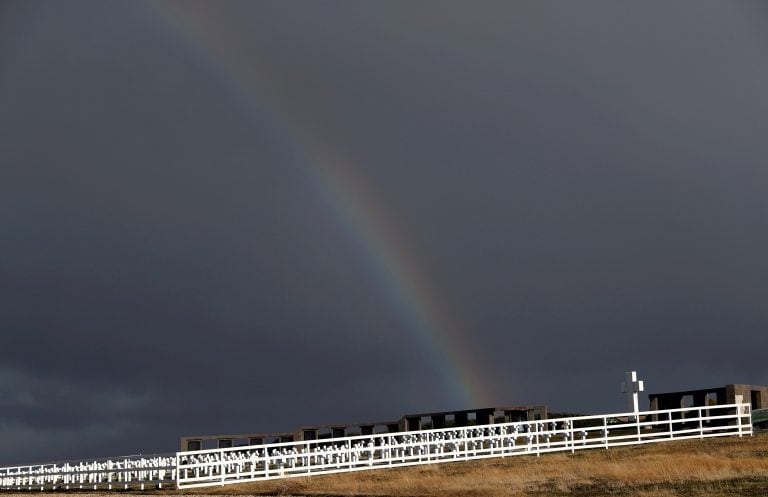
[3,433,767,496]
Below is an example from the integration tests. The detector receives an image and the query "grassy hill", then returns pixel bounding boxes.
[182,432,768,497]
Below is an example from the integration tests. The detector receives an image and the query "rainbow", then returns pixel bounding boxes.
[142,1,494,409]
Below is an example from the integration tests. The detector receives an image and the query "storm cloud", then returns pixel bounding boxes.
[1,0,767,464]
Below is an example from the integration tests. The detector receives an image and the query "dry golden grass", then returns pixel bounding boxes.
[3,433,767,497]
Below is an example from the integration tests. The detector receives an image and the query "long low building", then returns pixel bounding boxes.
[180,404,547,451]
[648,383,767,412]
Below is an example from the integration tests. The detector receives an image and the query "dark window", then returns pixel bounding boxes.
[187,440,201,451]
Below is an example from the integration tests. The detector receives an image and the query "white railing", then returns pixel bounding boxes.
[0,454,176,491]
[0,403,752,491]
[176,403,752,489]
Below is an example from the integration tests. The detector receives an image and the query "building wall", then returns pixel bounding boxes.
[181,405,548,450]
[729,384,768,409]
[649,383,768,414]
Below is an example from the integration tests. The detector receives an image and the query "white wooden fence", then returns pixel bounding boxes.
[176,403,752,488]
[0,403,753,491]
[0,454,176,491]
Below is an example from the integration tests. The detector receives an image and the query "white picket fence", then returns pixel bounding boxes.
[0,403,753,491]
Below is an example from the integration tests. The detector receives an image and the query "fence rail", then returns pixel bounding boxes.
[0,403,752,491]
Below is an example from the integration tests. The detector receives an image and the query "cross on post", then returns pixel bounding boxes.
[621,371,644,420]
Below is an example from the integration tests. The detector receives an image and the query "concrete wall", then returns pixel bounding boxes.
[181,405,548,449]
[729,384,768,410]
[648,383,768,417]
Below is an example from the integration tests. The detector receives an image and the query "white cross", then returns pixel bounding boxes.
[620,371,644,419]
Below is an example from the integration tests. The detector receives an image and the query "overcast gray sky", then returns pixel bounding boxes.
[1,0,768,464]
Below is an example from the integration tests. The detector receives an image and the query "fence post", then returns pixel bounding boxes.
[463,429,469,460]
[698,408,703,439]
[603,417,609,449]
[668,412,673,439]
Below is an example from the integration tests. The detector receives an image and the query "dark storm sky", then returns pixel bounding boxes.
[2,0,768,464]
